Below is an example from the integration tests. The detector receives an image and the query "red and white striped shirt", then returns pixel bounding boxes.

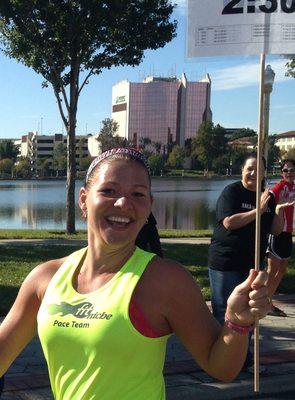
[270,180,295,233]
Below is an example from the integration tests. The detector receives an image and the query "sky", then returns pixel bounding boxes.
[0,1,294,140]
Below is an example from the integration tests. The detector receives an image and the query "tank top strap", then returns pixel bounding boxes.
[42,247,88,303]
[103,247,156,315]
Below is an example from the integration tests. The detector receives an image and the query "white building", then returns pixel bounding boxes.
[20,132,90,172]
[275,131,295,153]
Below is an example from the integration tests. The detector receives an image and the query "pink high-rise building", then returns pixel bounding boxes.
[112,73,212,148]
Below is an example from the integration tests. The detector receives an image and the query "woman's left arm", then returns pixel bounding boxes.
[161,262,269,382]
[271,202,295,235]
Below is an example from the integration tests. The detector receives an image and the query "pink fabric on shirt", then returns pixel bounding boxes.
[129,298,162,338]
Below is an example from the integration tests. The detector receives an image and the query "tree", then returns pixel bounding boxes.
[167,145,185,169]
[152,141,162,154]
[231,128,257,141]
[13,157,32,178]
[0,1,176,233]
[267,136,280,170]
[229,147,248,174]
[0,140,19,160]
[212,154,230,175]
[148,154,164,176]
[286,58,295,78]
[52,142,67,176]
[192,122,227,170]
[79,156,93,171]
[139,137,153,159]
[96,118,125,152]
[37,158,52,177]
[0,158,13,176]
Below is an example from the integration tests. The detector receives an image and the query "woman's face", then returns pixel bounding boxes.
[79,160,152,246]
[281,161,295,184]
[241,157,265,191]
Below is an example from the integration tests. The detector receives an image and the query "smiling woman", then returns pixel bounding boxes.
[0,148,271,399]
[208,152,290,371]
[79,148,152,248]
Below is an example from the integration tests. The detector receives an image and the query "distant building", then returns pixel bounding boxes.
[224,128,244,139]
[19,132,90,173]
[111,73,212,149]
[274,131,295,153]
[87,134,100,157]
[228,136,256,151]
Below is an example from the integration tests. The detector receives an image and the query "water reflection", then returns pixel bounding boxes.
[0,178,236,230]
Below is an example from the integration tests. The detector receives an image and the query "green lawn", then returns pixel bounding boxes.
[0,229,213,239]
[1,243,294,316]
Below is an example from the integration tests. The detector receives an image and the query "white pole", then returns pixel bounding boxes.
[254,52,266,393]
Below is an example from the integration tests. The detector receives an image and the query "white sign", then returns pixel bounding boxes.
[187,0,295,57]
[115,95,126,104]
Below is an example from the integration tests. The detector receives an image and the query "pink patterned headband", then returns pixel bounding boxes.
[85,147,150,184]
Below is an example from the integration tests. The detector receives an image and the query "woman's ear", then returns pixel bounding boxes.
[79,187,87,217]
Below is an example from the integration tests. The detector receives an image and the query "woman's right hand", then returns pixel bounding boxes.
[260,189,270,213]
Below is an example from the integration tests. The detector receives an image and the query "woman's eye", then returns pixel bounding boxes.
[133,192,145,197]
[101,188,115,195]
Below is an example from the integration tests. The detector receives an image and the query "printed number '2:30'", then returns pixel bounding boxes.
[222,0,295,14]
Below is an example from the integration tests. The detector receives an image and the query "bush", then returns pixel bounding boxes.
[0,158,14,176]
[148,154,165,175]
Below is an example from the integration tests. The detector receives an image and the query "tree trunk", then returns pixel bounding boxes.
[66,56,80,234]
[66,93,78,233]
[66,116,77,234]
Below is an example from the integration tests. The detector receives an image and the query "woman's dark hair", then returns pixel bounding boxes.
[242,152,266,190]
[281,159,295,169]
[84,147,151,189]
[242,152,266,169]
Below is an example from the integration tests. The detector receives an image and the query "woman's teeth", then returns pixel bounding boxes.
[107,216,130,224]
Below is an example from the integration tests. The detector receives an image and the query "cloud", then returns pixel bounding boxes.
[212,59,290,91]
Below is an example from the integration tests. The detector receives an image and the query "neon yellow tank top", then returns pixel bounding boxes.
[37,247,170,400]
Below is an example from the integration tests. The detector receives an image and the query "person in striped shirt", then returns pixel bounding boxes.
[267,159,295,317]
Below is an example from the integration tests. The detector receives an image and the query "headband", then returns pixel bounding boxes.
[85,147,150,184]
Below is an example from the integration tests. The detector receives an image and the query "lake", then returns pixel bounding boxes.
[0,177,279,230]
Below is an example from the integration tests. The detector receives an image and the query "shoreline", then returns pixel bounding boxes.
[0,174,282,181]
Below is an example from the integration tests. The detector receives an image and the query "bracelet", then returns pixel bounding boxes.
[224,314,254,334]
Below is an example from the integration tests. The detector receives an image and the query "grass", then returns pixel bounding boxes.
[0,229,213,239]
[0,230,88,240]
[1,243,294,316]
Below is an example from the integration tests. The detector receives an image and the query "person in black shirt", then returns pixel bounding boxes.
[0,374,4,395]
[208,153,286,371]
[135,213,163,257]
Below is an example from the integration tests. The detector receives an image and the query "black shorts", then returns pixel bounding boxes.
[267,232,293,260]
[0,375,4,395]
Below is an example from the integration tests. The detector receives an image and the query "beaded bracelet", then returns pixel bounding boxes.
[224,314,254,334]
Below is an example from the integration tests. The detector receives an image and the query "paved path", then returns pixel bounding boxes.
[1,239,294,399]
[0,237,211,247]
[1,294,294,399]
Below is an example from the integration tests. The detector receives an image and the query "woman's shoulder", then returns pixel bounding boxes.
[25,257,68,301]
[140,256,203,314]
[146,256,195,289]
[222,180,242,194]
[217,181,242,202]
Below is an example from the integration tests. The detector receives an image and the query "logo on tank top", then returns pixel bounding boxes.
[242,203,271,213]
[242,203,255,210]
[47,301,113,329]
